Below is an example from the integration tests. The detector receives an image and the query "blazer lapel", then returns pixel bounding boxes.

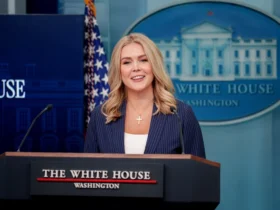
[144,104,167,154]
[107,102,126,153]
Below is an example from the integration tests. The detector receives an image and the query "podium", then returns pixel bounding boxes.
[0,152,220,209]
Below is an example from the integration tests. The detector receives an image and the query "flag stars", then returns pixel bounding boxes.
[91,32,97,41]
[87,60,94,67]
[85,32,89,40]
[88,45,95,55]
[84,7,110,126]
[104,62,109,70]
[84,88,89,96]
[84,73,89,84]
[102,74,108,85]
[96,46,105,56]
[100,88,109,98]
[93,18,98,26]
[94,59,103,70]
[93,89,99,97]
[86,116,90,124]
[93,73,100,83]
[85,16,89,25]
[89,103,96,112]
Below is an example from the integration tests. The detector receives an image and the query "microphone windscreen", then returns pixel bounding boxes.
[170,106,176,113]
[46,104,53,111]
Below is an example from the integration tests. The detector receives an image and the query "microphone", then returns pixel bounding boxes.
[170,107,185,154]
[17,104,53,152]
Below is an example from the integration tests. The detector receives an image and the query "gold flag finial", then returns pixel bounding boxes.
[84,0,96,17]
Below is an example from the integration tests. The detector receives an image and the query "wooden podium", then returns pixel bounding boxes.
[0,152,220,209]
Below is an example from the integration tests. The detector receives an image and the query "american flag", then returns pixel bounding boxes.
[83,0,110,130]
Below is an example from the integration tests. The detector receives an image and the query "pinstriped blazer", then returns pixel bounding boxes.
[84,99,206,158]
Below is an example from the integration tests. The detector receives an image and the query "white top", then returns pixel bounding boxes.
[124,132,148,154]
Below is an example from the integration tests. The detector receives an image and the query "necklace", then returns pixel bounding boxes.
[128,100,153,125]
[135,115,143,125]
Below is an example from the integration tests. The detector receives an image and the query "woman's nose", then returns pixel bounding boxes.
[132,61,140,71]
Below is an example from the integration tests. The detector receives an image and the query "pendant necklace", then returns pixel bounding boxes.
[128,100,153,125]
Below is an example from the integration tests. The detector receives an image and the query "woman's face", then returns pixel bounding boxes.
[120,42,154,95]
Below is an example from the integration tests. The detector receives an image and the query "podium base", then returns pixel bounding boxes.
[1,196,218,209]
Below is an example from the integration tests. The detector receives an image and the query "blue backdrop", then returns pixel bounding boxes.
[126,1,280,210]
[0,15,85,153]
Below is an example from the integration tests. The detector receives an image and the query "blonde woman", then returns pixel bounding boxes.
[84,33,205,158]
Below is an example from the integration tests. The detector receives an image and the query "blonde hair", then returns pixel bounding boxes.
[101,33,177,123]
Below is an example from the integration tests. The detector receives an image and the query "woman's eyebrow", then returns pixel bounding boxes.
[121,54,146,60]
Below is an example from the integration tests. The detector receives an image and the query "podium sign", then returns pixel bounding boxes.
[30,161,164,198]
[0,152,220,209]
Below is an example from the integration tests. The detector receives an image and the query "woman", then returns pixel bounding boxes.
[84,33,206,158]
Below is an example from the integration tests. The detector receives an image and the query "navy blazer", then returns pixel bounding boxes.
[84,100,206,158]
